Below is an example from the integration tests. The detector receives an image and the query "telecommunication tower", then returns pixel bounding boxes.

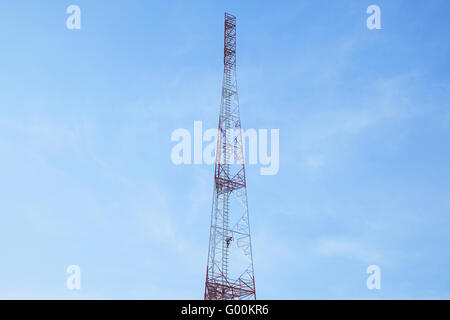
[204,13,256,300]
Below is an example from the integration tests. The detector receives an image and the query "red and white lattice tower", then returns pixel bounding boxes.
[204,13,256,300]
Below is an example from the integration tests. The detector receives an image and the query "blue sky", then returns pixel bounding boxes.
[0,0,449,299]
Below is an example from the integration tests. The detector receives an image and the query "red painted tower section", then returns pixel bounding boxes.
[204,13,256,300]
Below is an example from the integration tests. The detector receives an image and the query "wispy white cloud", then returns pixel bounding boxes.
[314,238,383,264]
[292,72,422,170]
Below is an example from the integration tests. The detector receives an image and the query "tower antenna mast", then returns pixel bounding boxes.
[204,13,256,300]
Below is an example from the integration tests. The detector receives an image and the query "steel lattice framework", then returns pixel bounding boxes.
[204,13,256,300]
